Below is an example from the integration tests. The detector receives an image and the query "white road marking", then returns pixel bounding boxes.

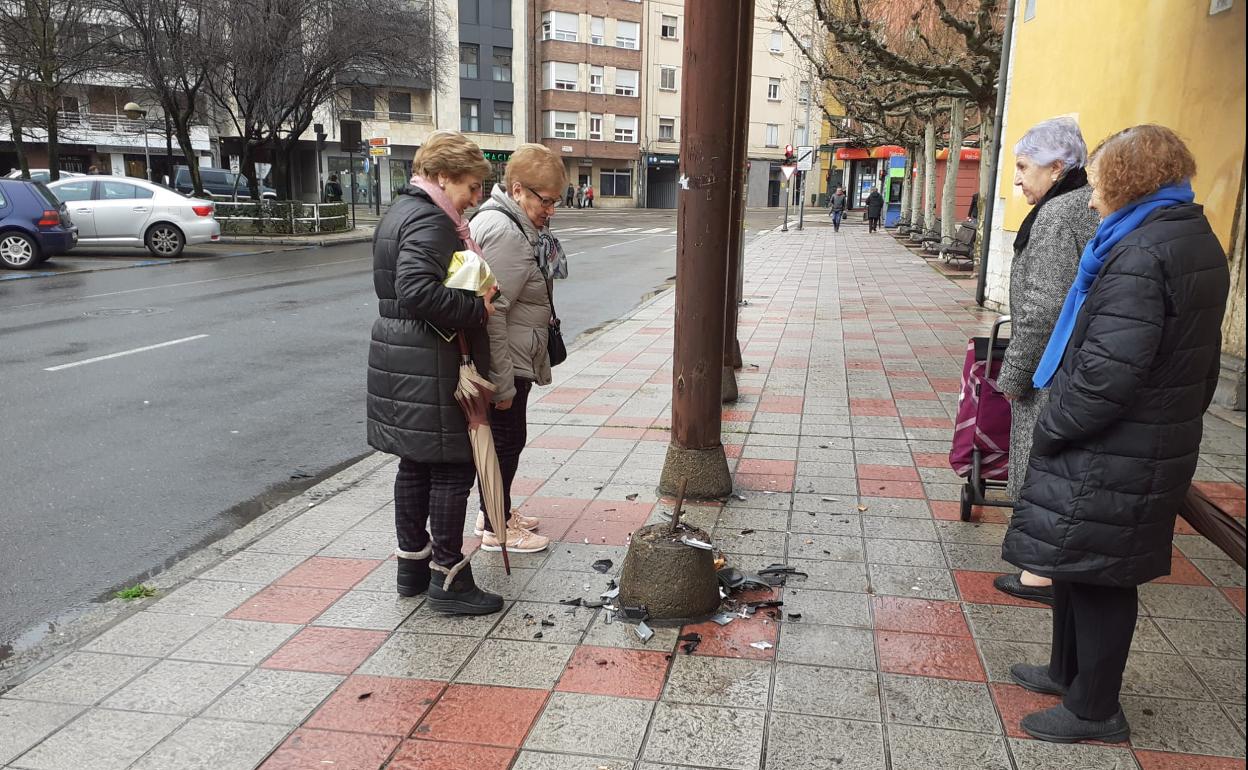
[615,227,641,233]
[643,227,669,234]
[559,227,586,232]
[581,227,614,233]
[602,235,666,250]
[45,334,210,372]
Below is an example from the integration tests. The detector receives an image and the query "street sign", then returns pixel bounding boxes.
[796,145,815,172]
[368,146,391,157]
[228,155,240,175]
[368,137,389,147]
[781,164,797,181]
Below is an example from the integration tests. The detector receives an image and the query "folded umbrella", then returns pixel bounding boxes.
[454,334,510,574]
[1179,485,1245,568]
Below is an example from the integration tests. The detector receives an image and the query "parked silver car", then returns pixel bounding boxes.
[5,169,86,183]
[46,175,220,258]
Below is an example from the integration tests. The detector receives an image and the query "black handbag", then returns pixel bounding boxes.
[474,203,566,367]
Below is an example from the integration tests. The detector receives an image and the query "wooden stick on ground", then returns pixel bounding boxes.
[670,476,689,535]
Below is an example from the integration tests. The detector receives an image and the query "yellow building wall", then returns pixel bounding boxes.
[998,0,1245,251]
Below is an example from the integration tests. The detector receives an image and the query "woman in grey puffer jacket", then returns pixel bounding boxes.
[992,118,1100,605]
[468,144,569,554]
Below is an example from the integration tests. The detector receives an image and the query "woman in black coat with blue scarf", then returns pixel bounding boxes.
[1001,125,1229,744]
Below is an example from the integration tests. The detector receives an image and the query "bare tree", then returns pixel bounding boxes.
[0,0,124,180]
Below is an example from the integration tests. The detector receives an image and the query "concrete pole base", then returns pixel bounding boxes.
[659,444,732,500]
[618,523,721,622]
[732,338,743,370]
[721,365,738,403]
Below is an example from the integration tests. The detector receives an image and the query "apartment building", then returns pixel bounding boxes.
[529,0,645,208]
[639,0,683,207]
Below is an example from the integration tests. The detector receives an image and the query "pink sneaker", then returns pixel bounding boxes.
[475,510,539,536]
[481,526,549,553]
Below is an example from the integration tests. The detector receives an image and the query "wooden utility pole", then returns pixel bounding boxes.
[722,0,755,404]
[658,0,746,499]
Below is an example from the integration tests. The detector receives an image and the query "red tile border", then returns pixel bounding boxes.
[736,474,795,492]
[850,401,899,417]
[276,557,383,591]
[572,404,616,415]
[1222,587,1246,616]
[738,459,798,476]
[582,499,656,522]
[528,435,586,450]
[226,585,345,625]
[510,477,545,496]
[542,388,594,404]
[1135,750,1247,770]
[262,627,389,675]
[306,675,444,736]
[1193,481,1245,500]
[954,571,1050,608]
[721,409,755,422]
[594,426,647,440]
[857,464,920,482]
[931,500,1009,524]
[876,631,986,681]
[259,729,401,770]
[517,497,592,519]
[757,395,804,414]
[902,416,953,429]
[1152,555,1214,586]
[894,390,939,401]
[414,684,547,748]
[555,645,671,700]
[872,597,970,637]
[682,611,778,661]
[913,452,952,469]
[387,740,515,770]
[989,683,1062,739]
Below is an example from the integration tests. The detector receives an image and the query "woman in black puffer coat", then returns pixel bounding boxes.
[1002,125,1229,745]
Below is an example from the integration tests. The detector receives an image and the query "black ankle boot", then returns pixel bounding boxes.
[396,556,430,597]
[428,564,504,615]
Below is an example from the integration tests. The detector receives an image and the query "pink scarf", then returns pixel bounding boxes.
[410,175,483,255]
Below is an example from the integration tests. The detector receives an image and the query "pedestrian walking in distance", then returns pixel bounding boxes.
[575,184,584,209]
[324,174,343,203]
[865,186,884,232]
[367,129,505,615]
[585,183,594,208]
[828,186,847,232]
[469,143,571,555]
[1002,124,1229,744]
[993,116,1100,606]
[564,184,574,208]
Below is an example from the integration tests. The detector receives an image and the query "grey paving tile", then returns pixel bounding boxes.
[786,532,864,563]
[199,551,307,585]
[661,655,772,709]
[772,662,880,721]
[1118,651,1211,700]
[4,652,154,707]
[455,639,576,689]
[1188,656,1246,704]
[861,516,938,541]
[398,602,504,637]
[1006,738,1139,770]
[201,669,342,726]
[357,632,478,680]
[864,538,946,568]
[9,708,183,770]
[856,497,931,518]
[1225,702,1246,735]
[471,565,537,601]
[887,724,1009,770]
[525,692,653,759]
[245,525,339,556]
[643,702,764,770]
[881,673,1000,734]
[868,563,958,600]
[520,569,617,605]
[490,602,594,645]
[934,520,1008,546]
[942,542,1014,573]
[1139,584,1241,621]
[147,580,259,617]
[102,660,248,716]
[713,528,788,558]
[977,639,1050,683]
[782,558,869,592]
[965,603,1052,644]
[128,718,291,770]
[1174,534,1237,562]
[82,612,213,657]
[716,506,788,532]
[350,559,399,593]
[1132,617,1179,654]
[512,753,632,770]
[793,475,860,496]
[312,590,421,630]
[777,623,876,670]
[0,701,83,766]
[1193,558,1246,588]
[170,619,297,666]
[779,587,871,627]
[581,611,679,651]
[1154,618,1245,659]
[542,544,629,574]
[788,510,861,537]
[1122,695,1246,756]
[764,712,885,770]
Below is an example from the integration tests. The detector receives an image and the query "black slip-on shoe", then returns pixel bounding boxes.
[1010,663,1067,696]
[993,573,1055,606]
[1020,704,1130,744]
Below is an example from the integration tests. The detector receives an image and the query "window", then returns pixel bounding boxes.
[589,114,603,140]
[546,61,579,91]
[614,115,637,143]
[798,81,810,104]
[459,44,479,79]
[547,110,577,139]
[658,117,675,141]
[100,180,152,200]
[350,87,375,116]
[794,125,807,146]
[600,168,632,197]
[460,99,480,132]
[493,102,513,134]
[765,124,779,147]
[53,180,93,202]
[616,21,639,49]
[60,96,81,115]
[590,16,604,45]
[659,66,676,91]
[589,66,604,94]
[615,69,638,97]
[661,14,678,39]
[769,30,783,53]
[767,78,781,100]
[492,48,512,82]
[542,11,578,41]
[389,91,412,121]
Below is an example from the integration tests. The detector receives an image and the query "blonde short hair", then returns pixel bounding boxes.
[504,143,567,194]
[412,130,491,182]
[1088,125,1196,212]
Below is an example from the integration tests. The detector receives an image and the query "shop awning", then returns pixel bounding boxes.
[834,145,906,160]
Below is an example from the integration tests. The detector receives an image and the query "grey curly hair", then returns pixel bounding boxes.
[1014,116,1089,171]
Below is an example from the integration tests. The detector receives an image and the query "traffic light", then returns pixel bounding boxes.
[784,144,795,163]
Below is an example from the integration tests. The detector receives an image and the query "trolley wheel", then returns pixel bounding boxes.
[959,484,974,522]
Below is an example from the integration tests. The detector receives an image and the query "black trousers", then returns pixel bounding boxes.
[868,216,881,232]
[394,457,476,568]
[1048,580,1139,720]
[478,378,533,533]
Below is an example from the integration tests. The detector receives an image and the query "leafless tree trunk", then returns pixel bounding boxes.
[923,120,938,233]
[941,99,966,242]
[911,146,925,228]
[899,149,912,224]
[977,108,996,227]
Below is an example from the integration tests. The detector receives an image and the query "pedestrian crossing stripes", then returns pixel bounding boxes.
[556,226,678,236]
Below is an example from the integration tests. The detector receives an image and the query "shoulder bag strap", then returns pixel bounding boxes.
[476,203,559,324]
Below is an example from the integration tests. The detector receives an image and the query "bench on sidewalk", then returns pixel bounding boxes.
[940,222,978,267]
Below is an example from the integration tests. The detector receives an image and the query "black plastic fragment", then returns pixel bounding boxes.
[592,559,614,574]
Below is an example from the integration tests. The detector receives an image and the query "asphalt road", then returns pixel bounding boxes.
[0,206,794,657]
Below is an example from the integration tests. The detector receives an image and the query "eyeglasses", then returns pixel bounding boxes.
[526,185,562,209]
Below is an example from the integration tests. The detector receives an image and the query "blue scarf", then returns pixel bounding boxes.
[1032,181,1195,388]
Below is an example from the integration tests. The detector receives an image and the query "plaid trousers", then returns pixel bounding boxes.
[394,457,477,568]
[478,378,533,533]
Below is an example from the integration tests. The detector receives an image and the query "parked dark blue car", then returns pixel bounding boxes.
[0,178,78,269]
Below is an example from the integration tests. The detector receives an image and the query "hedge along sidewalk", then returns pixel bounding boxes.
[216,226,375,247]
[214,201,352,237]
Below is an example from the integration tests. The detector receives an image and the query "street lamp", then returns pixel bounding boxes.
[122,101,151,181]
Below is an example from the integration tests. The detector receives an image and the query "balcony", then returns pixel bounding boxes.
[342,108,433,124]
[48,111,211,152]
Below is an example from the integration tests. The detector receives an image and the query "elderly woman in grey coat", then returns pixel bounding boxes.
[993,117,1100,605]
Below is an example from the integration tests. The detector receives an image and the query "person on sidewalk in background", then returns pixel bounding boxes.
[828,187,847,232]
[585,183,594,208]
[367,130,505,615]
[469,143,568,554]
[565,184,575,209]
[993,117,1100,606]
[575,184,584,209]
[1002,125,1229,744]
[865,187,884,232]
[324,174,343,203]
